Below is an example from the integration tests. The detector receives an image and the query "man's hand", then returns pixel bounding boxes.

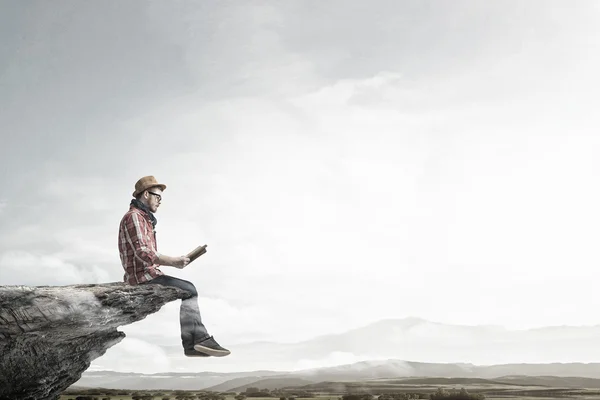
[156,254,191,268]
[172,256,191,269]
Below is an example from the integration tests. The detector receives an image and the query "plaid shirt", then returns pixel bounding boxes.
[118,206,164,285]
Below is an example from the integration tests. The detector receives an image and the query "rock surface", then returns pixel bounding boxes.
[0,282,192,400]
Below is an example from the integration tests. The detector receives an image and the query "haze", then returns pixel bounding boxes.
[1,0,600,373]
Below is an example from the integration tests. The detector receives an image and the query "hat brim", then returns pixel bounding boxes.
[132,183,167,198]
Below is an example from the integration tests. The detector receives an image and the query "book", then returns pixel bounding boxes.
[186,244,207,263]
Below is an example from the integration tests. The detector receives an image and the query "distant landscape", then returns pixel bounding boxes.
[63,358,600,400]
[60,371,600,400]
[73,359,600,391]
[65,318,600,399]
[92,317,600,374]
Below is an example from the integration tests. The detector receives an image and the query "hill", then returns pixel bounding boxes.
[78,360,600,391]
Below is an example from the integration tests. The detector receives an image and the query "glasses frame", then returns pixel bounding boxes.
[147,191,162,202]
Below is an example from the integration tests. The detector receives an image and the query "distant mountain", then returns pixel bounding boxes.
[76,359,600,391]
[77,317,600,389]
[149,317,600,373]
[295,360,476,380]
[495,375,600,389]
[385,378,514,386]
[472,363,600,379]
[224,377,315,393]
[205,376,282,393]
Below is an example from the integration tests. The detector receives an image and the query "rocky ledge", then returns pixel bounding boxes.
[0,282,192,400]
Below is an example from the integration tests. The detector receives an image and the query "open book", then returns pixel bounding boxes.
[186,244,207,263]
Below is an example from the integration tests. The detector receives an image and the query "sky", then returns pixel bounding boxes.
[2,0,600,372]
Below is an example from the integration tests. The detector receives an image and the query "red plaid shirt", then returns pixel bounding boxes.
[118,206,164,285]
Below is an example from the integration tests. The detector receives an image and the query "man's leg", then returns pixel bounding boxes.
[141,275,230,357]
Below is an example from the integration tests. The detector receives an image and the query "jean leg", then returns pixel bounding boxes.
[141,275,209,349]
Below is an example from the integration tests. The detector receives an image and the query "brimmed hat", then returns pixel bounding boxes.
[132,175,167,197]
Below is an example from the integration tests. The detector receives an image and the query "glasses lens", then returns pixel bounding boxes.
[149,192,161,201]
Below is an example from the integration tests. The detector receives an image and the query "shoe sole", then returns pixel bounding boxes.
[193,344,231,357]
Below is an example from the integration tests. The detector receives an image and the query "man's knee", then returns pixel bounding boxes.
[184,281,198,297]
[153,275,197,297]
[176,278,197,297]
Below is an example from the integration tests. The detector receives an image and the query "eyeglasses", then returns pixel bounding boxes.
[148,191,162,202]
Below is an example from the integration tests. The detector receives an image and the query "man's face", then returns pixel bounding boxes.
[144,188,163,213]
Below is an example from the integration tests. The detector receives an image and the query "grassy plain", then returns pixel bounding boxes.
[59,397,337,400]
[58,392,600,400]
[57,396,600,400]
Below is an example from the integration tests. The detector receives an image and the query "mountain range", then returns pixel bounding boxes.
[153,317,600,371]
[75,359,600,391]
[74,317,600,390]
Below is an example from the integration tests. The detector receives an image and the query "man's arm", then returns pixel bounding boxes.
[156,253,190,268]
[124,213,190,268]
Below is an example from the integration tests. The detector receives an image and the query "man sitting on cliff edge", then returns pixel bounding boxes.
[118,175,230,358]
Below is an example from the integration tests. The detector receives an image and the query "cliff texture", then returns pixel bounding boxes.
[0,282,192,400]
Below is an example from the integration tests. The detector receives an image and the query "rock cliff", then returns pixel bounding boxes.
[0,282,192,400]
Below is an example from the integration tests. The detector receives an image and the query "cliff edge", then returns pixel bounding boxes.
[0,282,192,400]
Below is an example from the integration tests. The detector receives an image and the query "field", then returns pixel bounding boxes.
[59,396,339,400]
[57,395,600,400]
[58,375,600,400]
[58,386,600,400]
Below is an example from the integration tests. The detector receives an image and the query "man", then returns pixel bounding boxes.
[118,175,230,358]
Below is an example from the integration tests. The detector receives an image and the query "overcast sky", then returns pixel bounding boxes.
[2,0,600,373]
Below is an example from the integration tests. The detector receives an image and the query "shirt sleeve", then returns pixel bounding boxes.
[123,212,159,265]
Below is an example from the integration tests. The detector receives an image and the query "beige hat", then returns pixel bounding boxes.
[132,175,167,197]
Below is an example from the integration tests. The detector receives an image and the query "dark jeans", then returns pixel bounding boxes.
[141,274,209,350]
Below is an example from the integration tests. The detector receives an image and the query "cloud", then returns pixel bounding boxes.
[3,0,600,374]
[0,251,110,286]
[48,50,600,344]
[92,337,173,373]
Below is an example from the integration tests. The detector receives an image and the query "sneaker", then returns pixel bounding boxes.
[193,336,231,357]
[184,348,211,357]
